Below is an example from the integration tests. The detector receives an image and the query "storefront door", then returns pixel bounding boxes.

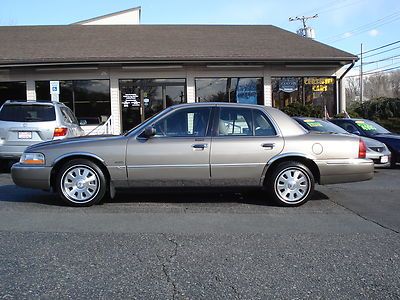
[120,79,186,132]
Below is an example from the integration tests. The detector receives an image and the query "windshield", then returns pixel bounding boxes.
[0,104,56,122]
[301,119,349,134]
[355,119,391,135]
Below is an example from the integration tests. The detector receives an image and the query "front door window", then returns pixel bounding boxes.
[153,107,211,137]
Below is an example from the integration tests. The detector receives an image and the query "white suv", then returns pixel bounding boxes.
[0,100,84,167]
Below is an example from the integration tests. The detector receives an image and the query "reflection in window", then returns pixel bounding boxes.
[271,77,336,116]
[195,78,263,105]
[0,81,27,106]
[35,80,110,124]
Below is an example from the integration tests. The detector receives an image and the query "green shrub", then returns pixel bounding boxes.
[281,103,323,118]
[348,98,400,133]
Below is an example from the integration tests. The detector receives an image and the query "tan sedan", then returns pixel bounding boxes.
[11,103,374,207]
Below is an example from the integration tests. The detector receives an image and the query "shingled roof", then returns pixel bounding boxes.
[0,25,357,67]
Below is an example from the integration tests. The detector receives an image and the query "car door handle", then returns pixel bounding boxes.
[261,143,275,149]
[192,143,208,150]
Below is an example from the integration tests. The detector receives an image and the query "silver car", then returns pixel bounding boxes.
[11,103,374,207]
[293,117,391,167]
[0,100,84,165]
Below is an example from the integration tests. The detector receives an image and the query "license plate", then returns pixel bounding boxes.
[380,156,389,164]
[18,131,32,139]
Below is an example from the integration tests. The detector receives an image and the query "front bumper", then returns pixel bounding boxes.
[316,158,374,185]
[11,163,52,190]
[367,150,391,166]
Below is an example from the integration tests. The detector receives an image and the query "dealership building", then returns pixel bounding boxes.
[0,7,357,134]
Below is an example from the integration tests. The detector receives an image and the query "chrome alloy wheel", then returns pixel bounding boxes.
[274,167,311,203]
[61,165,100,203]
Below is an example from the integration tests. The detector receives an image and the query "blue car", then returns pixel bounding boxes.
[330,118,400,167]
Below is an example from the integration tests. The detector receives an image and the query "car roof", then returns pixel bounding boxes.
[331,118,365,121]
[293,116,329,121]
[4,100,57,104]
[170,102,280,112]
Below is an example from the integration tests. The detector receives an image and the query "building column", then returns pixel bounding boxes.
[26,80,36,101]
[339,79,346,113]
[263,69,272,106]
[110,77,121,135]
[186,70,195,103]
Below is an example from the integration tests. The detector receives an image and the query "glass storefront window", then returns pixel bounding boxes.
[0,81,27,106]
[271,77,336,116]
[119,79,186,132]
[195,78,263,105]
[35,80,110,124]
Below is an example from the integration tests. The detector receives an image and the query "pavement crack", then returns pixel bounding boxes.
[329,199,399,234]
[231,284,240,299]
[157,234,180,300]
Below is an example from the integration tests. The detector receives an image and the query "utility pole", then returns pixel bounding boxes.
[360,43,363,102]
[289,14,318,38]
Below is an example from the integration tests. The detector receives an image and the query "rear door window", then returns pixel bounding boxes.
[218,107,253,136]
[0,104,56,122]
[253,110,276,136]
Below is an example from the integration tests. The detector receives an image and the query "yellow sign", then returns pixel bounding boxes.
[304,77,335,85]
[312,85,328,92]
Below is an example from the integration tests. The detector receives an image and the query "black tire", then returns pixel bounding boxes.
[390,155,398,168]
[0,159,7,173]
[266,161,315,207]
[56,159,107,207]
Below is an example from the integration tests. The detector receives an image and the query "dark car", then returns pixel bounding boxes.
[330,118,400,167]
[293,117,391,167]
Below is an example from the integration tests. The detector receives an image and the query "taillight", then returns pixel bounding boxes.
[358,139,367,159]
[53,127,68,137]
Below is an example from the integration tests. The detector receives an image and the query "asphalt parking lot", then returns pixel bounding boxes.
[0,168,399,299]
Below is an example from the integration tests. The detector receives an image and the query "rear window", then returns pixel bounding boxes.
[0,104,56,122]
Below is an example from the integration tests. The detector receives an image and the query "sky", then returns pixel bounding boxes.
[1,0,399,74]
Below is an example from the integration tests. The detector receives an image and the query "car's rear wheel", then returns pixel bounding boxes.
[56,159,107,207]
[267,161,314,206]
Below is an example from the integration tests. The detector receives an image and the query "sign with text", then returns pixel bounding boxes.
[50,81,60,95]
[279,78,298,93]
[236,79,257,104]
[122,93,140,107]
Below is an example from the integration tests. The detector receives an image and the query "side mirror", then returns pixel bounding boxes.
[143,126,156,138]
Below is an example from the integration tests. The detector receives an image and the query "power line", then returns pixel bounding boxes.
[363,54,400,66]
[298,0,347,16]
[359,40,400,55]
[323,12,400,42]
[317,0,364,15]
[363,45,400,59]
[347,64,400,77]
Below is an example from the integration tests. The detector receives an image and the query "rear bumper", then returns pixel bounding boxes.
[316,158,374,185]
[11,163,52,190]
[0,145,28,159]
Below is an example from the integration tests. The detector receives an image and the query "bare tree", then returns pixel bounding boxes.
[345,77,360,104]
[389,71,400,98]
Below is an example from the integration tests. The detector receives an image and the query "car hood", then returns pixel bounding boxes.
[370,134,400,150]
[26,135,119,152]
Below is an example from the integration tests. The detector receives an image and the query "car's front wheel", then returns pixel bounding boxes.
[267,161,314,206]
[56,159,107,207]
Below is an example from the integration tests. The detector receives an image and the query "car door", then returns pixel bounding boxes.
[126,106,212,187]
[210,107,284,186]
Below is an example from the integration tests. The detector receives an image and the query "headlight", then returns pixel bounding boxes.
[20,153,45,165]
